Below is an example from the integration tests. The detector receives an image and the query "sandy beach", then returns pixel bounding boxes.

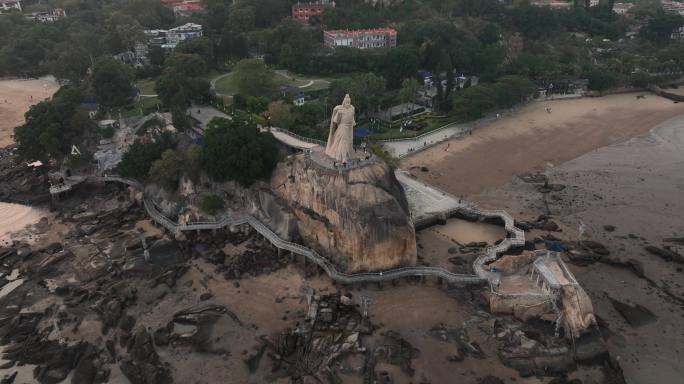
[401,93,684,197]
[0,203,49,245]
[474,113,684,384]
[0,77,60,147]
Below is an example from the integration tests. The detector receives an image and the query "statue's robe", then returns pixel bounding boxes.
[325,105,355,162]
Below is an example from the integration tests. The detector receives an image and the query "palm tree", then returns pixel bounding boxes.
[400,78,420,121]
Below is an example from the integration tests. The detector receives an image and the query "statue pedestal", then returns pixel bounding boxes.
[271,153,417,272]
[307,146,377,173]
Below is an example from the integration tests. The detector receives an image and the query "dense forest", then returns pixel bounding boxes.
[6,0,684,165]
[1,0,683,85]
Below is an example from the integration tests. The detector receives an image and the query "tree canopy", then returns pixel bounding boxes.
[117,132,176,180]
[201,116,280,186]
[14,86,94,161]
[92,56,135,108]
[233,59,276,97]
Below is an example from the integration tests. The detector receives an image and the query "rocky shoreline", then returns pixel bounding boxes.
[0,147,50,205]
[0,149,629,384]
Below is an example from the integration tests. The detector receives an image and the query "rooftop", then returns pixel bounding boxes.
[324,28,397,36]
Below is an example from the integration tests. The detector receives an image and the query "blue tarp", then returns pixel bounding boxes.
[545,241,565,253]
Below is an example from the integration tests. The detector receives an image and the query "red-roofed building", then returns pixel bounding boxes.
[324,28,397,49]
[292,1,334,25]
[159,0,206,16]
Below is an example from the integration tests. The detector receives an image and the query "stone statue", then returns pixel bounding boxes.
[325,94,355,162]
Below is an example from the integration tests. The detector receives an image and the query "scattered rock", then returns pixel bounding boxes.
[644,245,684,264]
[607,296,657,328]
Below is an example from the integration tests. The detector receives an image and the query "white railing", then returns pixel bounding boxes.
[269,127,326,146]
[99,175,525,286]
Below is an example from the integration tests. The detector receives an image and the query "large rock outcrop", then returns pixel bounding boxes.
[270,154,416,272]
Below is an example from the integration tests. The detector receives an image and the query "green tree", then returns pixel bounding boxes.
[149,149,185,187]
[583,66,620,91]
[399,78,420,114]
[267,100,295,129]
[200,194,225,215]
[640,11,684,45]
[175,37,214,65]
[201,116,279,186]
[117,133,176,180]
[155,66,209,111]
[329,73,386,114]
[233,59,276,97]
[452,75,535,119]
[92,56,134,108]
[165,53,207,77]
[149,45,166,68]
[184,144,203,181]
[14,87,93,161]
[382,46,420,88]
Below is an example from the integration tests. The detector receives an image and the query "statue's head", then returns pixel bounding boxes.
[342,94,352,106]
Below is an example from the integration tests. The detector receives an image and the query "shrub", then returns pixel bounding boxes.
[200,195,224,215]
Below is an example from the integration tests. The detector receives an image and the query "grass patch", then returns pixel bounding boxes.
[213,70,331,96]
[116,96,161,118]
[213,73,238,96]
[135,79,157,95]
[368,116,455,141]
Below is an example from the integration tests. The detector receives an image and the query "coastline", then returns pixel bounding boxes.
[400,93,684,197]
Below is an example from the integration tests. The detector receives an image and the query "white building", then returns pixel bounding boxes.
[26,8,67,22]
[164,23,203,49]
[612,3,634,15]
[324,28,397,49]
[0,0,21,13]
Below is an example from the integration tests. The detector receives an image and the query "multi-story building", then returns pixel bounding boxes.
[165,23,203,48]
[0,0,21,13]
[144,23,203,50]
[172,0,206,17]
[323,28,397,49]
[292,1,334,25]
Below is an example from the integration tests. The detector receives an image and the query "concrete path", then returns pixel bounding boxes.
[381,104,531,159]
[271,130,318,149]
[395,171,467,220]
[210,72,233,98]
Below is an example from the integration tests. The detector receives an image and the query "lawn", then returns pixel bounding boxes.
[118,96,161,118]
[213,70,331,96]
[135,79,157,95]
[213,73,238,96]
[368,116,455,141]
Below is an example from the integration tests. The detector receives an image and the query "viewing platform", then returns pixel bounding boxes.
[304,145,378,174]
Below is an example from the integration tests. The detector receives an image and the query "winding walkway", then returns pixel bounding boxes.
[99,175,524,286]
